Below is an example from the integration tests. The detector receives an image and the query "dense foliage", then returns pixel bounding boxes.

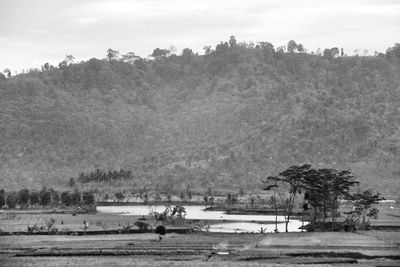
[264,164,382,232]
[0,187,94,208]
[1,38,400,195]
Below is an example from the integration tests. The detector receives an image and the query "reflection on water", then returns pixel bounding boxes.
[97,205,304,233]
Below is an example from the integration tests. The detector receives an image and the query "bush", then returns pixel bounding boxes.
[303,221,345,232]
[155,225,166,235]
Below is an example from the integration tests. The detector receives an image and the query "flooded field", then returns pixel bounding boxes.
[97,205,304,233]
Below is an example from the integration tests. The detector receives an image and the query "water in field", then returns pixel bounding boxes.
[96,205,304,233]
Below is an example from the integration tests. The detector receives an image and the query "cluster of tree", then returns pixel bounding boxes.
[77,169,133,184]
[0,188,95,208]
[1,37,400,195]
[264,165,383,232]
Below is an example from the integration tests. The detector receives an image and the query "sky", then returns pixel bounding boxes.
[1,0,399,72]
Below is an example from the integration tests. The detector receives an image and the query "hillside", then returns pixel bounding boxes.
[1,39,400,196]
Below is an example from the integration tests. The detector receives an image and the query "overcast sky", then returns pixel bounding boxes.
[1,0,399,72]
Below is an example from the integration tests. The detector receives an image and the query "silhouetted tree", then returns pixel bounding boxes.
[68,178,75,189]
[331,47,339,58]
[29,191,40,206]
[50,189,60,206]
[6,192,18,208]
[82,191,95,205]
[0,189,6,207]
[71,189,81,206]
[263,164,310,232]
[18,188,30,208]
[115,192,124,202]
[61,191,72,206]
[106,48,119,61]
[287,40,298,53]
[39,187,51,207]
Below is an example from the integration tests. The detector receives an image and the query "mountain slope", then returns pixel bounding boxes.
[1,40,400,196]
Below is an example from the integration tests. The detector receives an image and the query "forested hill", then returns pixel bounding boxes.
[1,39,400,195]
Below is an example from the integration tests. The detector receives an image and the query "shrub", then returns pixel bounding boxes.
[155,225,166,235]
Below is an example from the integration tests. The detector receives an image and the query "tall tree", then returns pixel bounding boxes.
[6,192,18,208]
[39,187,51,207]
[29,191,40,206]
[263,164,311,232]
[151,48,170,58]
[61,191,72,206]
[121,52,139,63]
[330,47,339,58]
[345,190,383,230]
[82,191,95,205]
[287,40,298,53]
[106,48,119,61]
[0,189,6,207]
[18,188,30,208]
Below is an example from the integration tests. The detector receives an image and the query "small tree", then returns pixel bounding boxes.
[82,192,95,206]
[6,192,18,208]
[179,192,186,202]
[302,168,358,227]
[345,190,383,230]
[18,188,30,208]
[323,49,333,59]
[71,189,81,206]
[263,164,310,232]
[107,48,119,61]
[49,189,60,207]
[68,178,75,189]
[0,189,5,207]
[287,40,298,53]
[154,191,162,202]
[29,191,40,206]
[61,191,72,206]
[186,185,192,203]
[115,192,124,202]
[39,187,51,207]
